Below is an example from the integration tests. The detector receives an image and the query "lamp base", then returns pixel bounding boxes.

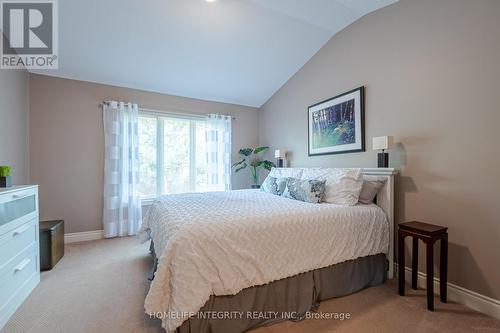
[276,158,284,168]
[0,176,12,188]
[377,152,389,168]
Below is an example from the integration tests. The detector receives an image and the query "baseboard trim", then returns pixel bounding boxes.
[397,264,500,320]
[64,230,104,244]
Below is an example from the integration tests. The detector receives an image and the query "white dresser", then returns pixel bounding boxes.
[0,185,40,330]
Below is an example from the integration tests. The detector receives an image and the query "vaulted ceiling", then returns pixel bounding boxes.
[31,0,397,107]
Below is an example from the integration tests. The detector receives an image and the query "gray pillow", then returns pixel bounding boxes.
[261,176,287,195]
[358,177,387,204]
[282,178,326,203]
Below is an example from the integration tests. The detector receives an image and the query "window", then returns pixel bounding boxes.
[138,112,208,198]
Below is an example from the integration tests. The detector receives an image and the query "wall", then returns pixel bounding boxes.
[0,65,29,184]
[259,0,500,299]
[30,74,259,233]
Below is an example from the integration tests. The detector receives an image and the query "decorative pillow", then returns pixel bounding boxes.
[358,176,387,204]
[282,178,326,203]
[261,176,287,195]
[300,168,363,205]
[268,167,304,179]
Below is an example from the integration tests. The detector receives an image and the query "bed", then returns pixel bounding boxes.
[138,168,396,333]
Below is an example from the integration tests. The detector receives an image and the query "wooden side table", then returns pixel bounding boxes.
[398,221,448,311]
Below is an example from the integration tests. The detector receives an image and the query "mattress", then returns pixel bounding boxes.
[138,189,389,332]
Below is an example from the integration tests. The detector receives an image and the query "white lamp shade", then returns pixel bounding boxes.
[274,149,284,158]
[372,136,394,150]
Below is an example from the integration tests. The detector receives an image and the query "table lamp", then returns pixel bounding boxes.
[274,149,285,168]
[372,136,394,168]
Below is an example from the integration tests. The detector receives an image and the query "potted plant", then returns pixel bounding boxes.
[232,147,275,188]
[0,166,13,188]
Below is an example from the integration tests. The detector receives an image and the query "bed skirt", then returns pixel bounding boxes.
[148,242,386,333]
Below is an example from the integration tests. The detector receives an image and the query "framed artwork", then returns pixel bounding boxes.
[308,86,365,156]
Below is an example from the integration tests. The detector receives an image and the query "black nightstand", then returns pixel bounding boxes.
[398,221,448,311]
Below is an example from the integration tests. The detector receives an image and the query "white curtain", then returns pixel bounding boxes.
[103,101,142,238]
[205,114,232,191]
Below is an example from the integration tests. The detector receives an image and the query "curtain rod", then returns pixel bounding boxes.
[98,102,236,120]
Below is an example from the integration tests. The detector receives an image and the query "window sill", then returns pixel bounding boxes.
[141,198,156,207]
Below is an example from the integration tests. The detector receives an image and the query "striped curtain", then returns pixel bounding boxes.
[205,114,232,191]
[103,101,142,238]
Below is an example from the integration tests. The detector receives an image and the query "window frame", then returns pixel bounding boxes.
[138,109,206,203]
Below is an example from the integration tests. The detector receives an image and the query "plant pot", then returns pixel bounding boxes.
[251,184,261,189]
[0,176,12,188]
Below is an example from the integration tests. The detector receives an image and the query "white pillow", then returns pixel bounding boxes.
[300,168,363,205]
[268,167,303,179]
[260,175,287,196]
[359,176,387,204]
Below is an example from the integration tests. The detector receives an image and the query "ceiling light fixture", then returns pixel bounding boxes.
[205,0,216,3]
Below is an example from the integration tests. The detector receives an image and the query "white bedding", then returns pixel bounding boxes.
[138,189,389,332]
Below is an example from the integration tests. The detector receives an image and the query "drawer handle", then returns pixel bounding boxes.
[12,194,31,200]
[13,224,31,236]
[14,258,31,273]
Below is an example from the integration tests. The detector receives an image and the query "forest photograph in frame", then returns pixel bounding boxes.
[308,87,365,156]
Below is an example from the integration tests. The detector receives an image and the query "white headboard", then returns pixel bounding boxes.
[361,168,398,279]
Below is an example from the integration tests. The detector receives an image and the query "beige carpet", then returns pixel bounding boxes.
[2,237,499,333]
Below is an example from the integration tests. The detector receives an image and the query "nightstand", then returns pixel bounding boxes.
[398,221,448,311]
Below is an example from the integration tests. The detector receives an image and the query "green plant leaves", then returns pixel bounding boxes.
[256,160,275,171]
[238,148,253,156]
[0,166,12,177]
[232,159,247,172]
[232,147,275,182]
[253,146,269,155]
[235,162,247,173]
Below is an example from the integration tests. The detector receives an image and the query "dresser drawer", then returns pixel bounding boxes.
[0,243,39,313]
[0,187,39,235]
[0,219,38,269]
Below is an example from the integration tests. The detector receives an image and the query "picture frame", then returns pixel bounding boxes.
[307,86,365,156]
